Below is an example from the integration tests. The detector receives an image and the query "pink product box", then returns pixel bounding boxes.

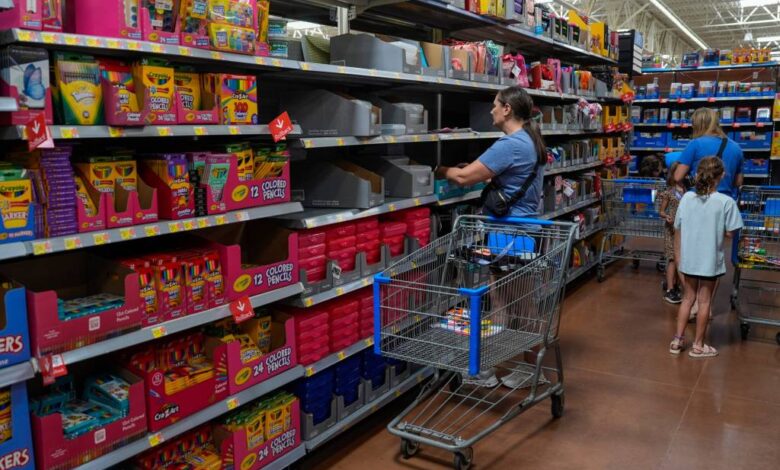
[65,0,142,40]
[212,313,298,395]
[202,158,292,214]
[31,370,146,470]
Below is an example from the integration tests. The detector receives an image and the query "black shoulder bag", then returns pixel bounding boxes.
[684,137,727,189]
[480,165,540,217]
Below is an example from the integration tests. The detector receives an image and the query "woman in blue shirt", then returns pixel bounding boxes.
[436,85,546,216]
[436,86,547,389]
[673,108,744,198]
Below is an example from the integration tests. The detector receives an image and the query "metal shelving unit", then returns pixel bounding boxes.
[0,96,18,112]
[0,361,36,388]
[302,337,374,378]
[633,122,771,128]
[545,160,603,176]
[641,62,778,73]
[633,96,774,104]
[289,276,374,308]
[436,190,481,207]
[540,194,600,220]
[277,196,438,229]
[0,202,303,262]
[0,124,303,140]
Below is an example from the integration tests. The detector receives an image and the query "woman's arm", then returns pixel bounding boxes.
[436,160,495,187]
[674,163,690,185]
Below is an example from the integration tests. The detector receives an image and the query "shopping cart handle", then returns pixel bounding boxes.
[608,178,663,184]
[486,216,555,226]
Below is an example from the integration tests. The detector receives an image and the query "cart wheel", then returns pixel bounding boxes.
[632,258,640,269]
[775,332,780,345]
[453,448,473,470]
[656,261,666,272]
[551,392,565,419]
[740,323,750,340]
[401,439,419,459]
[730,294,738,310]
[597,265,605,283]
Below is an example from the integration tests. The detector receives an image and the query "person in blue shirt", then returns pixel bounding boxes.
[436,86,547,389]
[673,108,744,199]
[435,85,545,217]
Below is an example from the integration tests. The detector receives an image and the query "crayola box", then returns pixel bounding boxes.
[0,166,35,244]
[133,59,177,123]
[52,53,104,125]
[205,73,257,124]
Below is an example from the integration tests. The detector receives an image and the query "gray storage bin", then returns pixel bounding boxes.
[282,90,381,137]
[330,34,422,74]
[470,101,495,132]
[336,382,365,421]
[301,397,338,441]
[376,99,428,135]
[295,160,385,209]
[355,156,434,198]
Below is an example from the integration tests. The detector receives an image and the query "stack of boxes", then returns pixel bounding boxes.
[298,229,327,283]
[329,297,360,352]
[357,289,374,340]
[294,370,334,427]
[289,308,330,365]
[379,220,407,257]
[387,208,431,247]
[356,218,381,266]
[362,350,388,395]
[334,356,362,408]
[325,223,357,273]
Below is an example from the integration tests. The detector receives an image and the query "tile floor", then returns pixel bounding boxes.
[300,260,780,470]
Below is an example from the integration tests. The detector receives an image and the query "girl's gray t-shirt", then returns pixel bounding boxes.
[674,191,743,277]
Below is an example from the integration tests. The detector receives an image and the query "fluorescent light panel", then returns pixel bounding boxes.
[740,0,780,7]
[757,35,780,42]
[648,0,708,49]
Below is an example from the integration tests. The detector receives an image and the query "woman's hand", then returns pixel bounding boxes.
[438,161,495,187]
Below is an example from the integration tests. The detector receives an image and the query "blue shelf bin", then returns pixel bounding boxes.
[743,159,769,175]
[0,383,35,470]
[632,131,669,148]
[0,279,29,369]
[732,130,772,149]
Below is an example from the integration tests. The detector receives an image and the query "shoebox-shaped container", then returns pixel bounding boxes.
[0,253,142,357]
[126,334,229,432]
[375,99,428,135]
[294,160,385,209]
[0,383,35,470]
[210,312,298,395]
[0,277,30,369]
[285,308,329,365]
[214,399,301,470]
[330,34,422,75]
[198,221,299,300]
[282,89,381,137]
[30,369,146,470]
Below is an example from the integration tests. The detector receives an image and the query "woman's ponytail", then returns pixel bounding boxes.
[498,86,547,165]
[694,157,725,196]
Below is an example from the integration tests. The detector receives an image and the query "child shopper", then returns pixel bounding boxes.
[669,157,743,358]
[658,162,685,304]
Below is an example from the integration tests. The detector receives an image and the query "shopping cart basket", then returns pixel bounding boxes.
[373,215,575,470]
[597,178,666,282]
[732,185,780,344]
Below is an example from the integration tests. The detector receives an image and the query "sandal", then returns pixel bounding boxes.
[688,343,718,358]
[669,336,686,355]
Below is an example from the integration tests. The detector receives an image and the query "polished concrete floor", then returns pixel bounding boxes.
[301,260,780,470]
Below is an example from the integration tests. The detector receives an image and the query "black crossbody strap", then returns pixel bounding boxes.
[505,164,541,207]
[716,137,728,159]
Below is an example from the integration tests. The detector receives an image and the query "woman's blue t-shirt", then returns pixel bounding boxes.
[679,136,744,198]
[478,129,542,217]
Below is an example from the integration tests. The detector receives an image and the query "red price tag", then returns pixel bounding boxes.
[707,97,716,103]
[230,296,254,323]
[40,354,67,385]
[677,98,686,103]
[667,123,675,129]
[25,113,48,151]
[757,122,765,128]
[659,98,669,103]
[733,123,741,128]
[681,123,690,128]
[269,111,294,143]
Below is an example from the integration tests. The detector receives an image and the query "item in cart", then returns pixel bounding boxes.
[437,307,504,338]
[53,53,104,125]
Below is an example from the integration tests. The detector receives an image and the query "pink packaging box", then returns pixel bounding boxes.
[31,370,147,470]
[202,158,292,214]
[0,253,143,357]
[215,400,302,470]
[65,0,142,40]
[211,313,298,395]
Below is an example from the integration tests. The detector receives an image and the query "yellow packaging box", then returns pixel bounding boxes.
[113,158,138,192]
[175,71,202,111]
[0,172,32,231]
[75,158,117,194]
[133,61,175,118]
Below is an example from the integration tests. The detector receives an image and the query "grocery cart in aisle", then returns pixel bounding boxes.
[732,185,780,344]
[597,177,666,282]
[373,215,575,470]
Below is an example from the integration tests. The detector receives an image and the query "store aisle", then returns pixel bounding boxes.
[301,261,780,470]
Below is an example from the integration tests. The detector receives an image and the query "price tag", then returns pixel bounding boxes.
[677,98,686,103]
[681,123,689,128]
[255,57,266,65]
[416,75,424,81]
[150,43,164,53]
[386,136,397,144]
[120,227,137,240]
[193,126,208,136]
[93,232,110,245]
[336,287,344,296]
[272,59,282,67]
[708,97,716,103]
[228,125,241,135]
[59,127,79,139]
[362,278,371,287]
[32,241,52,256]
[414,198,422,206]
[302,139,313,149]
[42,33,60,44]
[107,39,121,49]
[182,220,194,230]
[226,397,240,410]
[337,351,346,360]
[157,127,172,137]
[236,211,250,221]
[211,51,223,60]
[395,390,402,398]
[338,66,346,74]
[733,123,741,128]
[215,215,227,225]
[197,218,210,229]
[145,225,160,237]
[369,69,378,77]
[305,367,315,377]
[301,63,310,71]
[127,41,141,50]
[364,337,374,347]
[64,36,80,46]
[437,77,444,84]
[412,135,421,142]
[667,123,675,129]
[108,126,125,137]
[148,433,164,448]
[86,37,101,47]
[336,138,345,146]
[388,203,397,212]
[659,98,669,103]
[17,30,34,41]
[178,46,191,56]
[303,298,314,307]
[151,325,167,339]
[757,122,765,128]
[64,236,82,250]
[168,222,183,233]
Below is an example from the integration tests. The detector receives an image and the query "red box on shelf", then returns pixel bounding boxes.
[199,222,298,300]
[327,247,356,272]
[384,235,406,256]
[215,400,302,470]
[298,243,326,259]
[31,370,147,470]
[326,236,356,252]
[298,230,326,248]
[356,218,379,232]
[211,313,298,395]
[356,229,380,243]
[304,266,326,282]
[380,222,407,238]
[324,223,356,239]
[0,253,143,357]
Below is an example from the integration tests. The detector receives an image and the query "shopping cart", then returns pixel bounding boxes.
[732,185,780,345]
[373,215,575,470]
[596,177,666,282]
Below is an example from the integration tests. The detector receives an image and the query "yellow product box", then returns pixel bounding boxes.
[133,60,176,118]
[0,387,10,444]
[264,399,286,440]
[772,131,780,157]
[0,171,32,231]
[183,447,222,470]
[206,73,258,125]
[74,175,98,217]
[245,409,266,449]
[242,314,273,354]
[175,71,202,111]
[113,158,138,192]
[75,158,117,194]
[226,142,254,181]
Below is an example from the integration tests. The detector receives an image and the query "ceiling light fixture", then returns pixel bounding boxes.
[757,35,780,42]
[648,0,708,49]
[740,0,780,7]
